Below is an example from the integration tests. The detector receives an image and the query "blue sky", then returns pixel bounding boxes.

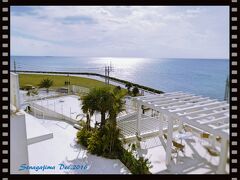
[11,6,229,59]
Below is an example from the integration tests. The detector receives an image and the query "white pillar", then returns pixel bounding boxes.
[159,113,163,136]
[211,134,216,147]
[216,138,228,174]
[166,116,174,165]
[137,104,142,135]
[178,119,183,132]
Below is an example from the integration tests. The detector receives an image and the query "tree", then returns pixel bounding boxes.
[109,88,126,127]
[81,87,113,128]
[132,86,139,97]
[39,78,53,93]
[94,87,114,127]
[125,82,132,93]
[81,86,126,129]
[80,92,97,130]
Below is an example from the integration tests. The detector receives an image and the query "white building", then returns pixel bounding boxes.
[10,72,29,174]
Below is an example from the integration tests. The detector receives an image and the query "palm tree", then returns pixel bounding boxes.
[94,87,114,127]
[109,87,126,127]
[81,87,112,128]
[81,93,97,130]
[39,78,53,93]
[81,87,126,129]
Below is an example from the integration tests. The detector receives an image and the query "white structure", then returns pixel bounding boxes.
[30,95,85,124]
[71,85,89,94]
[10,109,30,174]
[134,92,229,174]
[117,92,229,174]
[10,72,21,109]
[10,73,29,174]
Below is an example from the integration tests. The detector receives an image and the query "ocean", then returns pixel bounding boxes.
[11,56,229,100]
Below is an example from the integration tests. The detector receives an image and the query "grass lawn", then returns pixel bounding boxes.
[19,73,117,90]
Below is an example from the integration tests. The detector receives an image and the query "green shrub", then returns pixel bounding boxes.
[87,130,103,156]
[119,148,134,168]
[85,122,123,159]
[76,123,152,174]
[133,156,152,174]
[76,126,152,174]
[76,128,91,147]
[132,86,139,97]
[119,148,151,174]
[100,122,123,159]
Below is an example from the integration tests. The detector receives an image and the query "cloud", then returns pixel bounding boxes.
[61,16,97,25]
[11,6,229,58]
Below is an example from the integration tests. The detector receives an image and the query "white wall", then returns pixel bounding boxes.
[10,73,20,109]
[10,111,29,174]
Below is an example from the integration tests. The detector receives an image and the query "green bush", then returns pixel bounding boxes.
[100,122,123,159]
[134,156,152,174]
[80,122,123,159]
[119,148,151,174]
[76,128,91,147]
[76,125,152,174]
[87,130,103,156]
[132,86,139,96]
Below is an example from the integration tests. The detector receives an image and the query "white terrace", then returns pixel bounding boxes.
[117,92,229,174]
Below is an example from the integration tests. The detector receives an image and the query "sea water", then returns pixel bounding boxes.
[11,56,229,100]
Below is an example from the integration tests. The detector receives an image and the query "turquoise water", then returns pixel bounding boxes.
[11,56,229,100]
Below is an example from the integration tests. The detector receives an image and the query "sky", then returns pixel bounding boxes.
[11,6,229,59]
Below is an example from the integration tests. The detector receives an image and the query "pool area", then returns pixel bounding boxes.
[29,94,136,126]
[32,95,84,122]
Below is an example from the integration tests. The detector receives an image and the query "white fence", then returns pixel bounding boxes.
[71,85,89,94]
[30,101,78,124]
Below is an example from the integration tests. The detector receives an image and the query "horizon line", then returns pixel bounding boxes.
[10,55,229,60]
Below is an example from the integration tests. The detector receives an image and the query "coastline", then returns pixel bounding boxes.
[15,71,163,96]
